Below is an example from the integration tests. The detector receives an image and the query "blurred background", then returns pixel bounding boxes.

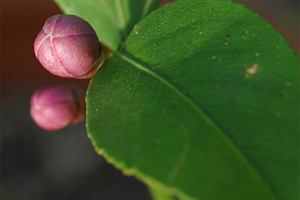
[1,0,299,199]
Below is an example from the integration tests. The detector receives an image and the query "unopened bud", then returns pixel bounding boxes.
[34,14,103,78]
[30,83,85,130]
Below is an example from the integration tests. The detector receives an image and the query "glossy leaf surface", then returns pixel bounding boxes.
[86,0,299,199]
[54,0,160,49]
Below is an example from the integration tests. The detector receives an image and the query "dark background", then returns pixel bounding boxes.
[1,0,299,199]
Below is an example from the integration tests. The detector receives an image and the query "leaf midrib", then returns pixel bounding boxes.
[114,50,277,199]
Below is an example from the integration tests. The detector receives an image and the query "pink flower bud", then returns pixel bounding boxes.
[34,14,103,79]
[30,84,86,131]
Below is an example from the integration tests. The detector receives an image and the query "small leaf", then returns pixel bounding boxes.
[87,0,299,199]
[53,0,160,49]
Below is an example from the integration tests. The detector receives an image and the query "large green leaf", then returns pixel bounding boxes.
[86,0,299,199]
[53,0,160,50]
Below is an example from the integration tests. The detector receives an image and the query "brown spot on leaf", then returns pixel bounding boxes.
[133,25,138,34]
[122,169,134,176]
[279,92,284,97]
[245,63,259,75]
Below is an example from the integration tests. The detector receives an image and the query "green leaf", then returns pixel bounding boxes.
[86,0,299,199]
[53,0,160,50]
[148,186,177,200]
